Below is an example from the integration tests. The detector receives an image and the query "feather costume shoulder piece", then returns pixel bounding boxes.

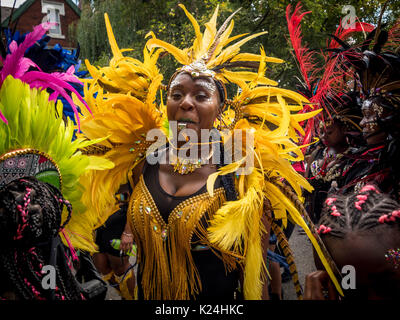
[76,13,165,230]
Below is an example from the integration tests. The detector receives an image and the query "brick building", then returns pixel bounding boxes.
[1,0,81,49]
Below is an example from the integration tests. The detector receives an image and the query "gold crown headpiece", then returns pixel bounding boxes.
[181,58,216,78]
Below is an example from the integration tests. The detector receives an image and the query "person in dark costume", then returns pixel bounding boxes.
[336,19,400,200]
[286,3,367,223]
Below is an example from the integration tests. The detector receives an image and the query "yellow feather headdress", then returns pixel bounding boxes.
[146,5,278,88]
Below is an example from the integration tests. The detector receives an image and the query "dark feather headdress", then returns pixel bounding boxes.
[286,3,372,147]
[330,2,400,118]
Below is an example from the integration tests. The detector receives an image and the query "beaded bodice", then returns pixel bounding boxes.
[309,147,351,183]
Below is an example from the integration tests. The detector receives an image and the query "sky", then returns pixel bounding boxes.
[1,0,26,8]
[0,0,80,7]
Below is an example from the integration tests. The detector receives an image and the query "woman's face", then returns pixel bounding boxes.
[0,182,44,243]
[360,99,388,145]
[320,121,346,150]
[167,72,221,137]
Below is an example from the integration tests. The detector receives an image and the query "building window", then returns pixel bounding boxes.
[41,1,65,39]
[47,8,61,35]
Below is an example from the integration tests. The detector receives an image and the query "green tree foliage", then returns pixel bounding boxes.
[76,0,400,89]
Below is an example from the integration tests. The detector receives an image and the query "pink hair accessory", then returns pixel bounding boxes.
[14,188,32,240]
[360,184,380,194]
[392,210,400,217]
[378,211,400,224]
[331,210,341,217]
[325,198,337,206]
[355,193,368,210]
[378,215,388,223]
[317,225,332,234]
[60,229,79,263]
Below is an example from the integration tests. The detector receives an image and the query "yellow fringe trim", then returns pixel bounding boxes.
[128,176,238,300]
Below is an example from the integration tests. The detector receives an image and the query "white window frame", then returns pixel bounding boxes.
[41,0,65,39]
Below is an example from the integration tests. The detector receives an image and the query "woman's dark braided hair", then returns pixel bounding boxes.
[317,184,400,239]
[0,177,83,300]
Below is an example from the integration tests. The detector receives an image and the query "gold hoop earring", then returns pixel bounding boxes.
[225,99,243,130]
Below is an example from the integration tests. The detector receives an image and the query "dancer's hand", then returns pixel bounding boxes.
[120,232,133,253]
[304,270,338,300]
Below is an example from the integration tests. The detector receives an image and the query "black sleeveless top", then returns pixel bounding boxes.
[135,158,241,300]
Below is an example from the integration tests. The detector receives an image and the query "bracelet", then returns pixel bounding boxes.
[122,232,133,237]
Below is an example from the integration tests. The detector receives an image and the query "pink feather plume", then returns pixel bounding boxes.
[0,22,91,128]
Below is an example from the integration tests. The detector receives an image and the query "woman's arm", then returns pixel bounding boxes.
[120,219,134,253]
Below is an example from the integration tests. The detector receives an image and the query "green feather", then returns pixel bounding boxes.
[0,76,104,214]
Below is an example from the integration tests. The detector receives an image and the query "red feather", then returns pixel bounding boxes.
[328,21,375,49]
[386,18,400,51]
[286,3,377,159]
[286,3,358,150]
[286,3,319,92]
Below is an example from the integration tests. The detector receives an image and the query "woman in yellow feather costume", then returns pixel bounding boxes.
[78,5,344,300]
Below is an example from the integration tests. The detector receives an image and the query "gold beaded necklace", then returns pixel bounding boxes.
[168,147,214,175]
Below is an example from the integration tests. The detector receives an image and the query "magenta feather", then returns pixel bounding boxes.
[51,67,83,85]
[1,23,51,84]
[0,111,7,124]
[49,91,59,102]
[18,57,41,76]
[0,22,91,128]
[20,71,92,128]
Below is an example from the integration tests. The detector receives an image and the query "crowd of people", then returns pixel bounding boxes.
[0,2,399,301]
